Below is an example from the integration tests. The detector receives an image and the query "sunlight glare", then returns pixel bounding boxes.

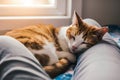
[0,0,56,7]
[21,0,34,6]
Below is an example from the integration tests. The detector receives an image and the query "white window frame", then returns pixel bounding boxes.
[0,0,72,19]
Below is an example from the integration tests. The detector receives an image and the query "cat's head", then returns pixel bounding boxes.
[66,11,108,53]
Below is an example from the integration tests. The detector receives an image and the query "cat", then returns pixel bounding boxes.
[5,11,108,78]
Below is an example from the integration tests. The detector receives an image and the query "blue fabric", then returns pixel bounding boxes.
[107,25,120,47]
[54,73,72,80]
[110,33,120,47]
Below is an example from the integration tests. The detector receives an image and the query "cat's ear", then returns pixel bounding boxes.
[72,11,83,26]
[98,26,108,35]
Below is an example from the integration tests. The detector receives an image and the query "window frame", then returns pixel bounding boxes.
[0,0,72,19]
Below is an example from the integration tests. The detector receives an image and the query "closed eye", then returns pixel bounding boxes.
[81,42,92,45]
[71,36,75,40]
[81,42,86,44]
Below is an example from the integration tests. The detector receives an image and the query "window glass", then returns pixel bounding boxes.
[0,0,55,6]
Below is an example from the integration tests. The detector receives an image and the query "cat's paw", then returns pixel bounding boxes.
[43,66,56,78]
[65,53,76,63]
[57,51,76,63]
[43,58,70,78]
[43,66,54,73]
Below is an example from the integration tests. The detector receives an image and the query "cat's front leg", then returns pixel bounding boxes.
[56,51,76,63]
[43,58,70,78]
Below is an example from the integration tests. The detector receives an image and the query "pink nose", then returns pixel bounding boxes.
[72,46,77,51]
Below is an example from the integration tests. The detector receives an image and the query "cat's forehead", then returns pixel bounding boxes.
[68,26,80,34]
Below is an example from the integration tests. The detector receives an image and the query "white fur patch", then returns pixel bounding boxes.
[57,26,69,51]
[29,41,59,65]
[43,41,59,65]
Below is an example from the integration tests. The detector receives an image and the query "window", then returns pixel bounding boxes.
[0,0,55,5]
[0,0,72,19]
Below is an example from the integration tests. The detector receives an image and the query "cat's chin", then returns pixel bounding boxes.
[72,48,89,54]
[69,48,85,54]
[69,49,74,53]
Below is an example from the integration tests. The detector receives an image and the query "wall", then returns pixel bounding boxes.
[82,0,120,25]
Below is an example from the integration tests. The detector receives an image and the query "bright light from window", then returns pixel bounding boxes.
[0,0,71,19]
[48,0,55,5]
[21,0,35,6]
[0,0,55,6]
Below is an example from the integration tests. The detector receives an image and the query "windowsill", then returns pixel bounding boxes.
[0,16,71,19]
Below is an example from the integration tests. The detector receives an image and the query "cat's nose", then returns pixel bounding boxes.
[72,46,77,51]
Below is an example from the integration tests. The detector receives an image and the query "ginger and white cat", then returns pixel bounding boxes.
[5,11,108,78]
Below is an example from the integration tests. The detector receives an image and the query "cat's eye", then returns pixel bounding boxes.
[81,42,89,44]
[71,36,75,40]
[81,42,86,44]
[82,42,92,45]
